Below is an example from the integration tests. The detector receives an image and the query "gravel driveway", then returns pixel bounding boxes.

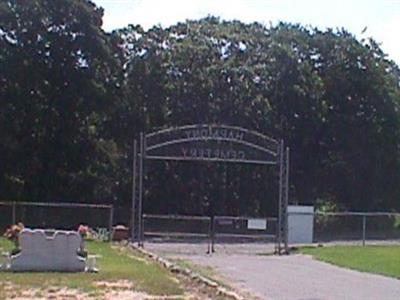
[145,242,400,300]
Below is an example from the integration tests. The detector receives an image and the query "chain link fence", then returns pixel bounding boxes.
[311,212,400,245]
[3,202,399,249]
[143,214,211,240]
[0,201,114,239]
[141,214,277,241]
[138,214,278,254]
[142,212,400,253]
[213,216,277,241]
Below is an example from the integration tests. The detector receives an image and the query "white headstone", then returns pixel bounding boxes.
[10,229,85,272]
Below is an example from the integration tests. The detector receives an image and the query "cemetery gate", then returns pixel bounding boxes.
[130,124,289,254]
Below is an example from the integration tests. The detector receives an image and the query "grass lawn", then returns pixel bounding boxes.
[300,245,400,279]
[0,237,183,298]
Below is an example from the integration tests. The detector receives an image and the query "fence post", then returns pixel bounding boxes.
[277,140,284,254]
[284,147,290,253]
[207,216,214,254]
[362,214,366,246]
[12,201,16,225]
[131,139,137,241]
[138,132,144,247]
[211,216,215,253]
[141,213,145,247]
[108,206,114,242]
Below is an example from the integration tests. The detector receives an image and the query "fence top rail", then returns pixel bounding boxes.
[143,231,209,237]
[289,211,400,217]
[143,214,279,221]
[215,233,276,238]
[0,201,113,209]
[215,215,278,221]
[143,214,210,221]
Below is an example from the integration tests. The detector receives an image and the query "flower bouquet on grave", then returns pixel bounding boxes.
[77,224,89,258]
[78,224,89,238]
[3,223,24,255]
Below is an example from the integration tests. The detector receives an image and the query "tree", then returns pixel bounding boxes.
[0,0,122,203]
[2,5,400,214]
[115,18,400,213]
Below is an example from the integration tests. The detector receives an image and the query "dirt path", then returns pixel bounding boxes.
[1,280,225,300]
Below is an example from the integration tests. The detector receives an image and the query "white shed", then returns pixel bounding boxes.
[288,205,314,244]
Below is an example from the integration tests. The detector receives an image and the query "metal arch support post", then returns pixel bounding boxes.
[142,136,147,245]
[131,139,137,241]
[284,147,290,253]
[138,133,144,247]
[277,140,284,254]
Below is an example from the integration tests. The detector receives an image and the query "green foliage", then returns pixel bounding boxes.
[394,216,400,229]
[0,236,13,253]
[314,199,342,229]
[315,198,342,213]
[0,0,123,203]
[1,2,400,214]
[301,245,400,279]
[114,18,400,213]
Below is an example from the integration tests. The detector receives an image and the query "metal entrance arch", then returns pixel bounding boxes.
[131,124,289,254]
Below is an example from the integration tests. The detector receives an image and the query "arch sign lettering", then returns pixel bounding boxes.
[132,124,290,254]
[145,124,279,164]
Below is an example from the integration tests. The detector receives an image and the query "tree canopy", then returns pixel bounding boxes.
[0,0,122,203]
[1,1,400,214]
[114,17,400,213]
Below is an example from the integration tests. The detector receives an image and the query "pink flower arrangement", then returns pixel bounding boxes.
[77,224,89,237]
[77,224,90,257]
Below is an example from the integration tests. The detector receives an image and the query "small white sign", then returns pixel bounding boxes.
[247,218,267,230]
[218,219,234,226]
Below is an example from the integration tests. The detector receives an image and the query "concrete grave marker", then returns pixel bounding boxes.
[9,229,86,272]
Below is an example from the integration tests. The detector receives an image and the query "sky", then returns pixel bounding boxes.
[92,0,400,65]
